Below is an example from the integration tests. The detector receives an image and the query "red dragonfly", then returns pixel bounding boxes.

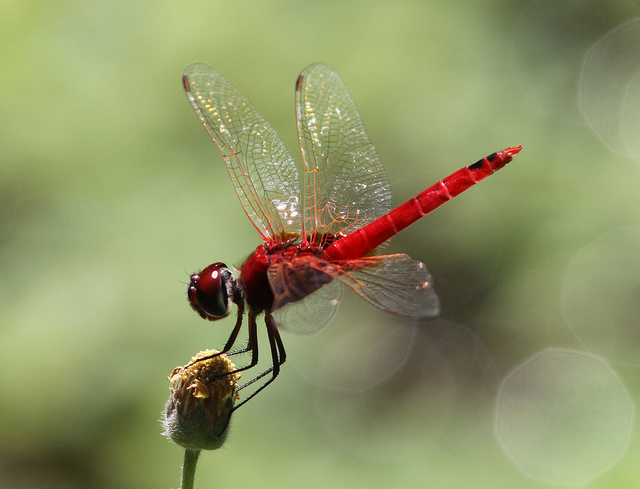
[183,62,521,408]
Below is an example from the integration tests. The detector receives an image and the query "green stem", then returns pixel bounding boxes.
[181,448,201,489]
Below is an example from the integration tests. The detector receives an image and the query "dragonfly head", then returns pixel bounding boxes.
[188,262,236,321]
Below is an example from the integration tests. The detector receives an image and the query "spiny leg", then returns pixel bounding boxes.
[185,303,261,384]
[233,311,287,411]
[202,307,262,387]
[185,303,245,369]
[237,312,286,388]
[222,302,246,352]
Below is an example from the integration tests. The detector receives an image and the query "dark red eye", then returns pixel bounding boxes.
[187,262,232,320]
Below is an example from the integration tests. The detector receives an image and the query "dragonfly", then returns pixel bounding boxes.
[182,62,521,409]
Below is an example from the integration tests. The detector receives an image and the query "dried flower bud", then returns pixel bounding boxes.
[162,349,241,450]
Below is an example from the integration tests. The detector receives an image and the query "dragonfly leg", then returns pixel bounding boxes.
[221,303,245,352]
[232,311,286,411]
[184,303,246,369]
[271,317,286,365]
[222,305,261,359]
[186,307,285,409]
[202,306,261,387]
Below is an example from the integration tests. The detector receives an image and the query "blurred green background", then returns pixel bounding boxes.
[3,0,640,487]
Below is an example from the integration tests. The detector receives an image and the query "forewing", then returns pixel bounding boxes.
[295,63,391,244]
[334,254,440,317]
[183,63,301,242]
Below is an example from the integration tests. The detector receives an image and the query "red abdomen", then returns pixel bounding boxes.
[322,146,521,262]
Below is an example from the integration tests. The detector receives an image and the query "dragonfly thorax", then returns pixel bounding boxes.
[239,240,330,313]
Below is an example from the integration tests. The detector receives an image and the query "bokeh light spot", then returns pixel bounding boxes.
[495,348,634,485]
[580,18,640,161]
[563,228,640,365]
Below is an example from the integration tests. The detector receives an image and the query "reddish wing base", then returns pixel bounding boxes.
[240,240,328,313]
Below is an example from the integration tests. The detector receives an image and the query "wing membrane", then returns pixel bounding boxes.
[295,63,392,244]
[336,254,440,317]
[268,253,439,334]
[184,63,301,241]
[272,279,342,334]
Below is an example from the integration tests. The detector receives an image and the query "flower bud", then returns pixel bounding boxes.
[163,349,241,450]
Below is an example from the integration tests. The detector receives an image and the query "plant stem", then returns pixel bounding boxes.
[181,448,201,489]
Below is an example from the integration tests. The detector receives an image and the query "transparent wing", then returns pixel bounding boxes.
[267,256,335,308]
[268,253,439,333]
[272,279,342,334]
[295,63,392,245]
[184,62,301,242]
[335,254,440,318]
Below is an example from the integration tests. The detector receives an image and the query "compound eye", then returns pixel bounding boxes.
[188,262,232,320]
